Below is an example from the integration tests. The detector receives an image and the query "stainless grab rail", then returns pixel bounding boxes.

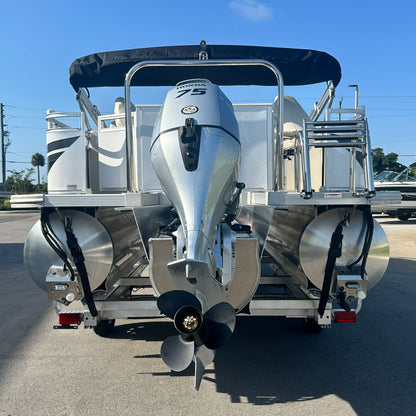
[124,59,284,193]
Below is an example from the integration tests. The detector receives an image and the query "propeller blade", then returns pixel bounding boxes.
[160,335,194,372]
[203,302,236,350]
[194,346,215,390]
[157,290,202,319]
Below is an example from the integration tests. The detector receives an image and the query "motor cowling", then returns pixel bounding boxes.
[151,79,241,307]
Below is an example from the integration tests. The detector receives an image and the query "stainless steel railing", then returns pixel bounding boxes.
[300,118,375,197]
[124,59,284,193]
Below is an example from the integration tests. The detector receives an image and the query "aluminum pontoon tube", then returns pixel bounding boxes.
[124,59,284,193]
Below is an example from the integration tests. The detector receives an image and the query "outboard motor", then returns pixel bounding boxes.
[151,79,241,307]
[150,79,241,385]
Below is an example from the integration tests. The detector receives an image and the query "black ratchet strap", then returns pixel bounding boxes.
[318,220,345,317]
[64,217,98,317]
[40,210,76,280]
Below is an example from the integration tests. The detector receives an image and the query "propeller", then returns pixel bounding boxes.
[157,290,236,389]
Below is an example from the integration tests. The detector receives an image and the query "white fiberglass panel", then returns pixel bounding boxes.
[234,105,273,191]
[134,103,273,193]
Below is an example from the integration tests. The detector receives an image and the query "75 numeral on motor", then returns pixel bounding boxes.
[176,88,207,99]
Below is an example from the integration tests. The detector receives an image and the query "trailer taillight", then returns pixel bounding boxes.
[334,311,356,323]
[59,312,82,326]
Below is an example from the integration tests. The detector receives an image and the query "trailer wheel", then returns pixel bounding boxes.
[397,212,411,221]
[94,319,116,337]
[303,318,323,334]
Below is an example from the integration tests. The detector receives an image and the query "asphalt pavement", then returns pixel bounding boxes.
[0,211,415,416]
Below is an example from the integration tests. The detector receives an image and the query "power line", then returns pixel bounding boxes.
[360,95,416,98]
[8,125,45,130]
[6,115,45,120]
[5,104,46,111]
[298,95,416,101]
[368,114,416,118]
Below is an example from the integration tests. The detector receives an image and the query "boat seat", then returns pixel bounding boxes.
[110,97,136,127]
[282,96,322,191]
[282,96,310,149]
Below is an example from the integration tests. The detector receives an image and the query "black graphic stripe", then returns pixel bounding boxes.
[47,135,79,153]
[48,151,64,172]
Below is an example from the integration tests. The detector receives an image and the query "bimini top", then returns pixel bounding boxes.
[69,44,342,91]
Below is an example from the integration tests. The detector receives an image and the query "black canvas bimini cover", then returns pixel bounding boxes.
[69,44,341,91]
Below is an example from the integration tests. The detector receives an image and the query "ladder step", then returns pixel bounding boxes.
[306,121,365,127]
[307,128,364,134]
[309,142,365,148]
[308,135,365,141]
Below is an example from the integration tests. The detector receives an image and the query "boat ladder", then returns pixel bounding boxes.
[299,119,375,198]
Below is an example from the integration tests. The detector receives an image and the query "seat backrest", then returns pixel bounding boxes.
[283,96,310,138]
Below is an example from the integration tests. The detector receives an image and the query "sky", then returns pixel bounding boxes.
[1,0,415,183]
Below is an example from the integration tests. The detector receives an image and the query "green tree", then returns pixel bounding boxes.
[410,163,416,178]
[6,168,35,193]
[372,148,407,174]
[372,148,384,174]
[31,152,45,192]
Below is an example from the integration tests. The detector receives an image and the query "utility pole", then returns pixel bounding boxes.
[1,103,5,187]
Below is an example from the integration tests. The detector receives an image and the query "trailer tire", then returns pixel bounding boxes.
[397,212,411,221]
[303,318,323,334]
[94,319,116,337]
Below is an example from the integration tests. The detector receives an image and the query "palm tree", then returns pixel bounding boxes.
[31,152,45,192]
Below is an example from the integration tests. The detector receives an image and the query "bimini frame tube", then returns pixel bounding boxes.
[124,59,284,193]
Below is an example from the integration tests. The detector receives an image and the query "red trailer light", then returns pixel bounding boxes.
[59,313,82,326]
[334,311,356,323]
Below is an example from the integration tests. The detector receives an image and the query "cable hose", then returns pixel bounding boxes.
[359,210,374,278]
[40,211,75,280]
[347,209,374,278]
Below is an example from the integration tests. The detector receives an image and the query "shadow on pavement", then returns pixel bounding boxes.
[106,257,416,415]
[0,242,50,378]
